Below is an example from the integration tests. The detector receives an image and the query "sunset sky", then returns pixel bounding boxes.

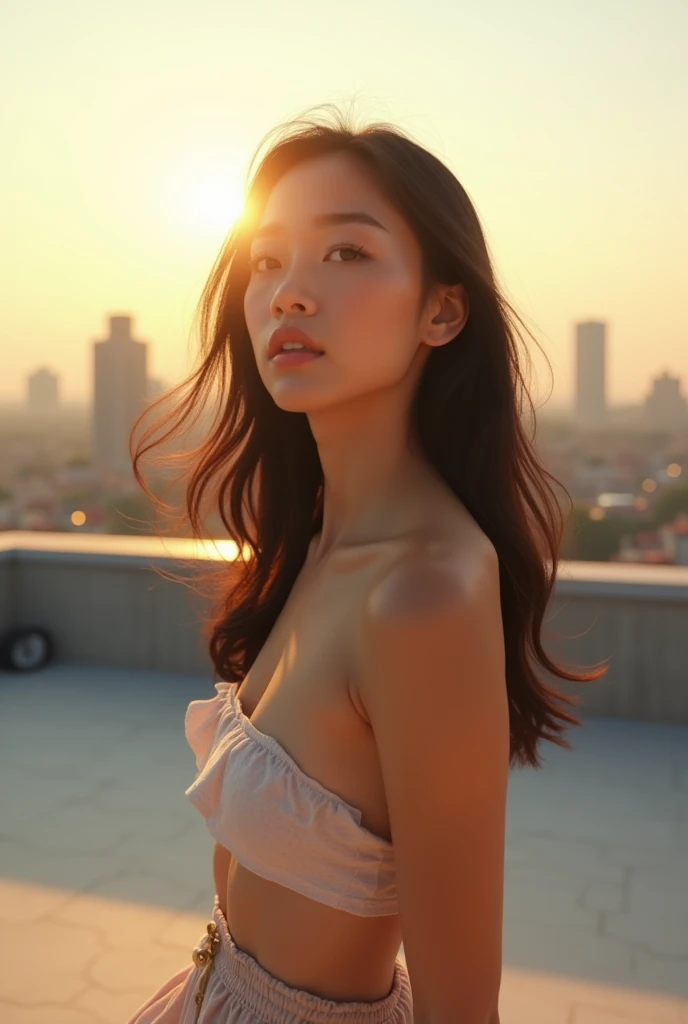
[2,0,686,408]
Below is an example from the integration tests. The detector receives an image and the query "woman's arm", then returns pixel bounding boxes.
[358,548,509,1024]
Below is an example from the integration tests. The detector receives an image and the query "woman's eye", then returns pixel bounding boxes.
[248,244,367,273]
[327,245,366,263]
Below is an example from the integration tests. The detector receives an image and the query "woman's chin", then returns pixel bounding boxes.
[269,390,326,414]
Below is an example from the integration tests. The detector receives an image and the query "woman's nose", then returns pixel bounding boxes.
[270,287,316,317]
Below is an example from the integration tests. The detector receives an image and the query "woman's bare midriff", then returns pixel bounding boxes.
[213,843,404,1002]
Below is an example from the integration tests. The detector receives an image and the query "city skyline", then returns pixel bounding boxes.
[2,1,686,406]
[7,314,688,420]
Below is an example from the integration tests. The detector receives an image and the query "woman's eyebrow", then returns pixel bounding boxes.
[250,211,389,244]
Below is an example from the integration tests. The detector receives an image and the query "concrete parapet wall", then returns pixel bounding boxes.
[1,533,686,724]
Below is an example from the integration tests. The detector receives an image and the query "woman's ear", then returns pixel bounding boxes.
[423,283,469,348]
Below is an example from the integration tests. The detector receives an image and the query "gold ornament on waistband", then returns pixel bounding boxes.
[191,920,220,1008]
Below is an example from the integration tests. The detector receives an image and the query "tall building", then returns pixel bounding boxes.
[92,315,148,475]
[26,367,59,412]
[574,321,607,429]
[146,376,168,403]
[645,370,688,431]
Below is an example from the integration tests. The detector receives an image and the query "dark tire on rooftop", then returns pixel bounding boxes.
[0,627,54,672]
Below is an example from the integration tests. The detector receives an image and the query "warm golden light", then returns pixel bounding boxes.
[71,510,87,526]
[589,506,605,520]
[642,479,657,493]
[667,463,682,478]
[634,496,649,511]
[186,174,244,234]
[176,538,246,562]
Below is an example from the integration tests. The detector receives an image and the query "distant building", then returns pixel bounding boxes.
[605,404,644,428]
[26,367,59,413]
[596,492,639,518]
[574,457,615,499]
[664,514,688,566]
[617,513,688,566]
[644,371,687,431]
[56,458,98,489]
[574,321,607,429]
[146,377,167,403]
[92,315,148,475]
[0,491,14,529]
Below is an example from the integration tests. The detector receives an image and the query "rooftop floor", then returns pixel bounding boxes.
[1,665,687,1024]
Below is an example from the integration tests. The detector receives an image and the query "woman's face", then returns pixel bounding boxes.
[243,150,433,413]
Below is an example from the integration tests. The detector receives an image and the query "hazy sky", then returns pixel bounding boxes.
[2,0,686,407]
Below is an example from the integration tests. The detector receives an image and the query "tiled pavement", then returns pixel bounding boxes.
[1,665,686,1024]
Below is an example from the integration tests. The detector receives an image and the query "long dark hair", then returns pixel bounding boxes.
[132,102,607,769]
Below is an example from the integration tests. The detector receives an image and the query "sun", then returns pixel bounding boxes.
[186,173,245,236]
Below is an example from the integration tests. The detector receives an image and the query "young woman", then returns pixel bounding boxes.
[127,103,605,1024]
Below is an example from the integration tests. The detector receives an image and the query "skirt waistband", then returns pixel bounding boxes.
[193,894,413,1024]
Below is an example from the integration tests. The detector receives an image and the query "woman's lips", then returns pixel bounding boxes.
[270,350,324,367]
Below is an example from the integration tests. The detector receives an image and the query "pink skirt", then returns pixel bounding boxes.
[126,895,414,1023]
